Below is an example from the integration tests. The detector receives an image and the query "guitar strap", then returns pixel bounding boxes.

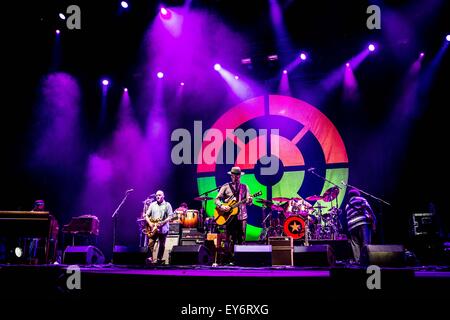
[229,183,240,202]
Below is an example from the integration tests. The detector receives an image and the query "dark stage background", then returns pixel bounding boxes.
[1,0,449,259]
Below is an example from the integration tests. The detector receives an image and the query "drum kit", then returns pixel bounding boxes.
[259,186,345,241]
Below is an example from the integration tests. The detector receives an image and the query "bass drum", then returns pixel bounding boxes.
[181,209,199,228]
[283,215,306,239]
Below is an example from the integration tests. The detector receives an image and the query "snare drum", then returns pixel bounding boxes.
[181,209,199,228]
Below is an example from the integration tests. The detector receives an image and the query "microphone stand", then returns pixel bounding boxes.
[341,181,391,244]
[111,190,132,264]
[308,170,342,189]
[197,184,225,229]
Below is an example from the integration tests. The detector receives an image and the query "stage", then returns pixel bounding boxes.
[1,263,449,301]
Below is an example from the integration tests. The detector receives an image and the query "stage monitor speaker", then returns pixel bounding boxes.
[234,245,272,267]
[170,245,211,265]
[113,245,148,265]
[63,245,105,265]
[360,244,406,267]
[308,239,353,261]
[293,245,335,266]
[153,235,180,264]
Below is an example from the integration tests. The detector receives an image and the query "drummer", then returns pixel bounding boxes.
[285,196,313,217]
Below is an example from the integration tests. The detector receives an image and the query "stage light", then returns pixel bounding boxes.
[234,75,239,80]
[14,247,23,258]
[157,72,164,79]
[268,54,278,61]
[180,82,185,86]
[214,64,221,71]
[420,52,425,58]
[368,44,376,52]
[59,13,66,20]
[121,1,128,9]
[300,53,307,60]
[55,29,60,35]
[241,58,252,65]
[282,69,288,74]
[124,88,128,92]
[446,34,450,42]
[102,79,109,86]
[346,62,350,67]
[160,7,172,19]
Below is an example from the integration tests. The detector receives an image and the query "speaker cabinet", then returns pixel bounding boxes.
[63,245,105,265]
[269,237,293,266]
[113,246,148,265]
[170,245,211,265]
[360,244,406,267]
[293,245,335,266]
[234,245,272,267]
[153,235,180,264]
[308,239,353,261]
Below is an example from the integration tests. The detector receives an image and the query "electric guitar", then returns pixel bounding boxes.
[214,191,262,226]
[144,213,178,238]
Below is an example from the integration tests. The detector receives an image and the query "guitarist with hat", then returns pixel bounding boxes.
[145,190,174,264]
[215,167,253,251]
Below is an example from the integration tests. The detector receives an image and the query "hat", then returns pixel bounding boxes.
[227,166,245,176]
[347,188,360,198]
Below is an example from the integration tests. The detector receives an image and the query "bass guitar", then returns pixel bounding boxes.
[214,191,262,226]
[144,213,178,238]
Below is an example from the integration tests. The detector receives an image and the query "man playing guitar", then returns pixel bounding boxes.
[215,167,253,247]
[145,190,173,264]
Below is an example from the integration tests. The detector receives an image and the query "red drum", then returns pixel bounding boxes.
[180,209,198,228]
[283,215,306,239]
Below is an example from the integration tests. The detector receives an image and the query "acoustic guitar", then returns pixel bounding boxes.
[214,191,262,225]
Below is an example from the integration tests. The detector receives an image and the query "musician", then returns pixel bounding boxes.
[31,199,46,212]
[344,188,376,264]
[215,166,253,247]
[145,190,173,264]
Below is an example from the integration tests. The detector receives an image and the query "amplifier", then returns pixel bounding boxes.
[181,228,204,239]
[181,238,204,246]
[269,236,293,266]
[169,222,181,235]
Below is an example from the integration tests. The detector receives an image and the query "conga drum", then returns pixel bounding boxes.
[181,209,199,228]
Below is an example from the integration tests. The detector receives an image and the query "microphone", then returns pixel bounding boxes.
[148,193,156,197]
[126,189,134,193]
[307,167,315,172]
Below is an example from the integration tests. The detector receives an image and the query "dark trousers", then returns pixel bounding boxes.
[227,216,247,246]
[148,233,167,261]
[349,224,372,263]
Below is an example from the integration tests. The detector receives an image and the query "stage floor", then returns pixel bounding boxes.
[1,263,449,301]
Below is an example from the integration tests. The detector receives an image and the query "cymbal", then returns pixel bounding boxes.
[194,196,213,201]
[306,195,323,201]
[322,186,340,202]
[272,197,292,202]
[270,204,285,211]
[256,199,284,211]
